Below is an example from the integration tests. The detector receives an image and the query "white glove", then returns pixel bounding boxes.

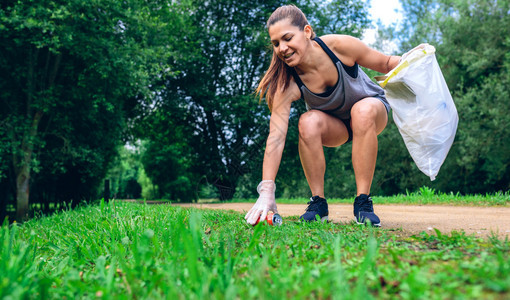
[245,180,278,225]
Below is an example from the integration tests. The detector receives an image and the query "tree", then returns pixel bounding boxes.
[107,145,144,199]
[300,0,371,37]
[139,0,283,201]
[140,107,197,201]
[374,0,510,194]
[0,0,175,220]
[435,0,510,193]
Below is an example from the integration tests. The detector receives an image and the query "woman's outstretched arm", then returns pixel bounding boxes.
[245,82,300,225]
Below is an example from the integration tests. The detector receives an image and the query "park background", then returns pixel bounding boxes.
[1,0,509,221]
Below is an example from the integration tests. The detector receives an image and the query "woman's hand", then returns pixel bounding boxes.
[245,180,278,225]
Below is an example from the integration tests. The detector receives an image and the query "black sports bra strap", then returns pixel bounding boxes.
[291,68,305,98]
[313,37,340,63]
[291,68,304,87]
[313,37,358,78]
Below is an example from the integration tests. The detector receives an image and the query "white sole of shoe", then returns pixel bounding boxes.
[355,219,381,227]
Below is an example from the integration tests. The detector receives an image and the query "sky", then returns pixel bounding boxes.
[368,0,403,27]
[363,0,403,51]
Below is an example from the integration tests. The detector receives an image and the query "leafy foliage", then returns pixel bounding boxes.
[107,145,144,199]
[385,0,510,194]
[300,0,371,38]
[138,0,284,201]
[0,0,177,217]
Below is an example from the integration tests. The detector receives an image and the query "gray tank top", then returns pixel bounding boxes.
[291,37,390,120]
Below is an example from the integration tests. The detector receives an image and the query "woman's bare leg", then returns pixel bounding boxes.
[298,110,350,198]
[350,98,388,196]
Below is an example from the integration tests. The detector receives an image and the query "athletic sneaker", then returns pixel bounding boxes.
[300,196,329,222]
[353,194,381,227]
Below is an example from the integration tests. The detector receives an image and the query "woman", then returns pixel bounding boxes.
[245,5,402,227]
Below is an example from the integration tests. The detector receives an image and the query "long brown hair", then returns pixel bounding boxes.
[255,5,315,110]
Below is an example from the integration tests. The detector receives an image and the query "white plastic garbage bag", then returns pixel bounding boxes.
[377,44,458,181]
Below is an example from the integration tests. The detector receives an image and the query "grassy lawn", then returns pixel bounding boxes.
[1,199,509,299]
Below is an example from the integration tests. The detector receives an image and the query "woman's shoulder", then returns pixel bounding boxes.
[319,34,362,51]
[319,34,353,42]
[281,77,301,102]
[272,77,301,108]
[318,34,367,64]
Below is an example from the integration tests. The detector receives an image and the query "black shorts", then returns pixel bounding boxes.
[340,96,389,144]
[341,118,353,143]
[309,109,353,144]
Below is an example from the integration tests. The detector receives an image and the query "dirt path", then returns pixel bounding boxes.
[173,202,510,238]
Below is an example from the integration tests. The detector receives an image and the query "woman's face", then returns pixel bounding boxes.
[268,18,310,67]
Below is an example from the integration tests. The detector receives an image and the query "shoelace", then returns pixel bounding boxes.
[306,199,323,212]
[358,198,374,212]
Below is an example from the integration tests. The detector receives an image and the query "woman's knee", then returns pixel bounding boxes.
[298,110,324,141]
[351,102,379,135]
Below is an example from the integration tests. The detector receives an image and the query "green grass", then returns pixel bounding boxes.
[1,199,509,299]
[229,187,510,206]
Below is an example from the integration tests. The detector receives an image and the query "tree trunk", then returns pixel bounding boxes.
[0,181,9,223]
[9,110,43,222]
[15,165,30,221]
